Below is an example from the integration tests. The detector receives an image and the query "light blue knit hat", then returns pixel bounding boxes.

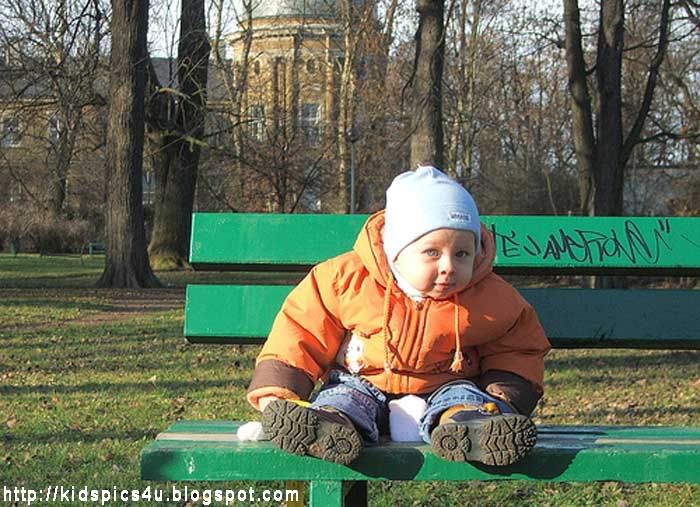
[383,166,480,262]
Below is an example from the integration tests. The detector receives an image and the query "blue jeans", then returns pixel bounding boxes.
[310,370,514,444]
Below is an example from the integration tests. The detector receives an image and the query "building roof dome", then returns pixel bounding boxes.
[251,0,339,20]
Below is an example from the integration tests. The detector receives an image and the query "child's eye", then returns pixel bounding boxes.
[456,250,471,258]
[424,249,439,257]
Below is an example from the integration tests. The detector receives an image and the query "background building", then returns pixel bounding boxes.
[228,0,345,145]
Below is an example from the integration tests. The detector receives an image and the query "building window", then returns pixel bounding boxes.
[253,60,261,75]
[48,115,64,144]
[1,116,21,147]
[249,104,265,141]
[300,103,320,146]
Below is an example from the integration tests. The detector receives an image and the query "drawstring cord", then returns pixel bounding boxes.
[383,275,467,375]
[382,272,394,373]
[449,293,466,373]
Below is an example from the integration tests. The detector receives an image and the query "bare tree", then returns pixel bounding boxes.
[0,0,107,218]
[443,0,483,179]
[350,0,408,209]
[147,0,210,269]
[98,0,159,287]
[200,2,344,213]
[563,0,672,216]
[211,0,253,160]
[331,0,377,212]
[409,0,445,168]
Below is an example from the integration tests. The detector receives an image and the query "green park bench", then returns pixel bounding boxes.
[87,241,106,256]
[141,213,700,506]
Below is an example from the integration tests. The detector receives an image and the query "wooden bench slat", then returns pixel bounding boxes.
[189,213,700,275]
[184,285,700,348]
[140,421,700,483]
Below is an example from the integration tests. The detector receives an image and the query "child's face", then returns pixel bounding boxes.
[393,228,477,300]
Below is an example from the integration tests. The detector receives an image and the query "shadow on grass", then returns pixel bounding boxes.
[1,266,303,290]
[0,339,180,352]
[0,377,252,396]
[582,405,700,419]
[0,274,103,288]
[0,298,119,313]
[546,350,700,370]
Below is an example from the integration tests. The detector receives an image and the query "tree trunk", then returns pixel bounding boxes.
[563,0,596,215]
[410,0,445,169]
[47,124,78,219]
[593,0,625,216]
[47,171,67,219]
[97,0,160,288]
[336,0,360,213]
[148,0,210,269]
[564,0,670,218]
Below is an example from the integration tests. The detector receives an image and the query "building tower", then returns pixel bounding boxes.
[227,0,344,147]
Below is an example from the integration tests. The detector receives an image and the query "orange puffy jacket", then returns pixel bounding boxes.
[247,211,551,412]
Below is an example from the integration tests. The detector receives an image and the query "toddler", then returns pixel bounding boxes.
[247,166,550,466]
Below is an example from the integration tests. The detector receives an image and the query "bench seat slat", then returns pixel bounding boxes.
[184,285,700,348]
[140,421,700,483]
[190,213,700,275]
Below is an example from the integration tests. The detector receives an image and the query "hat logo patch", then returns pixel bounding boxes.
[448,211,471,223]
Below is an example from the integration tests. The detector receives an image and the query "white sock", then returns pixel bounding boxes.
[237,421,265,441]
[389,394,427,442]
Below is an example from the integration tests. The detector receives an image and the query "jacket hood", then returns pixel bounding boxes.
[353,210,496,292]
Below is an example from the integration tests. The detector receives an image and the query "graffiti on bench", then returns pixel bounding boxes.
[486,217,699,267]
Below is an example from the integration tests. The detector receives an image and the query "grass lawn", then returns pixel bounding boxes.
[1,254,699,506]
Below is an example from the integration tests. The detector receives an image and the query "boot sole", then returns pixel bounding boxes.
[262,400,363,465]
[431,414,537,466]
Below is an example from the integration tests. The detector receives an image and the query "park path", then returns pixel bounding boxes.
[1,288,185,331]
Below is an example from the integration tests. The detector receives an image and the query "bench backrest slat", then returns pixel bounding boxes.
[185,213,700,350]
[189,213,700,275]
[184,285,700,349]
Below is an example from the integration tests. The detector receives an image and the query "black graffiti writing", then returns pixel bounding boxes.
[489,219,674,265]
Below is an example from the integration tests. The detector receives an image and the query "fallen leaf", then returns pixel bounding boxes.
[690,378,700,388]
[170,397,186,416]
[6,418,17,429]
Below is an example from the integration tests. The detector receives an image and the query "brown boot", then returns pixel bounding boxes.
[262,399,363,465]
[430,403,536,466]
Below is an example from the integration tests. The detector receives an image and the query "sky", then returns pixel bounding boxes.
[146,0,567,58]
[148,0,240,57]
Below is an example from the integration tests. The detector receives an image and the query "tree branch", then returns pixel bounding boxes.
[679,0,700,28]
[621,0,671,166]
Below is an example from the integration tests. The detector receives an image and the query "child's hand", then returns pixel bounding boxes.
[258,395,281,412]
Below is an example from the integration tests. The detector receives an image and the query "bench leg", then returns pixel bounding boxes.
[285,481,305,506]
[309,481,343,506]
[344,481,368,507]
[309,480,367,507]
